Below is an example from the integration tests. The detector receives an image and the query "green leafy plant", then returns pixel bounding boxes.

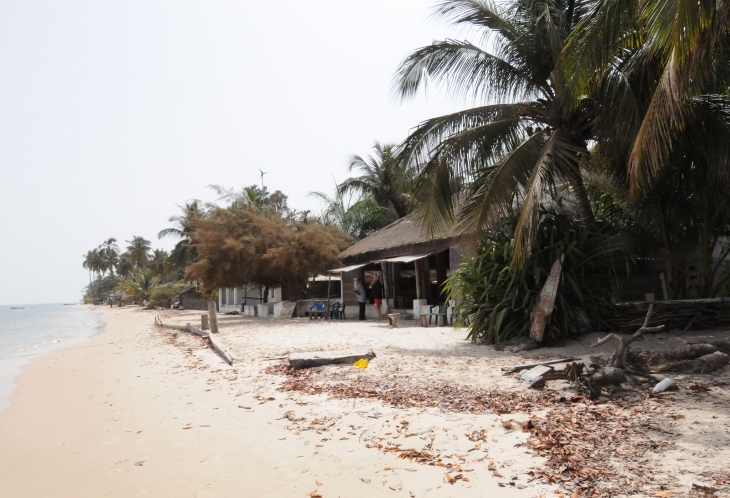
[119,268,160,302]
[150,283,184,302]
[446,209,624,344]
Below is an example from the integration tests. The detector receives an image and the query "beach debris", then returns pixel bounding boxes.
[284,410,304,422]
[360,478,371,484]
[135,461,145,466]
[501,419,532,431]
[527,401,669,495]
[353,358,369,369]
[443,472,465,484]
[288,350,376,369]
[652,378,673,394]
[156,318,233,365]
[500,358,576,373]
[520,365,553,382]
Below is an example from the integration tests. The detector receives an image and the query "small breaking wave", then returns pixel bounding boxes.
[13,338,64,354]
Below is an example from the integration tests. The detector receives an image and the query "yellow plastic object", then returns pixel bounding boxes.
[353,358,369,369]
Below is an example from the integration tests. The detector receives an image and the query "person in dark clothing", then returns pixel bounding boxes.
[369,274,384,320]
[354,277,366,320]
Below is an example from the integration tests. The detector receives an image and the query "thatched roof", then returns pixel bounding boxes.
[339,216,460,259]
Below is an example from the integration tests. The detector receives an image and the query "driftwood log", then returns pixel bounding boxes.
[501,358,576,373]
[527,305,729,398]
[653,351,729,374]
[585,367,629,399]
[288,350,376,369]
[591,304,664,368]
[529,362,584,389]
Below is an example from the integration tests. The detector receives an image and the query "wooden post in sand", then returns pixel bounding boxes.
[326,273,331,320]
[380,262,390,314]
[208,300,219,334]
[201,314,209,331]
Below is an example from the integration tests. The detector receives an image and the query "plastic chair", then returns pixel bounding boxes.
[328,302,340,319]
[428,302,450,325]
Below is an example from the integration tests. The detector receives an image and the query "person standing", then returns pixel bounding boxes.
[369,274,384,320]
[354,277,366,320]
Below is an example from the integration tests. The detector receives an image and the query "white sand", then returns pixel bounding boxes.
[0,307,728,497]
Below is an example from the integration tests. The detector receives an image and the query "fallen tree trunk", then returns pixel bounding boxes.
[501,358,576,373]
[630,344,719,367]
[653,351,729,374]
[288,350,376,369]
[157,319,234,365]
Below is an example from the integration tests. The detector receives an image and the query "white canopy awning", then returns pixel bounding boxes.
[374,252,434,264]
[327,262,370,273]
[310,274,342,282]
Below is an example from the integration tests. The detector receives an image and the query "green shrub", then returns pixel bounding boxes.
[446,209,624,344]
[150,283,183,301]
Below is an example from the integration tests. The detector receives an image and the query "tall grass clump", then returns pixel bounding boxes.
[446,209,624,344]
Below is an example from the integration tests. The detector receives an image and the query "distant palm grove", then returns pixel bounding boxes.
[83,0,730,343]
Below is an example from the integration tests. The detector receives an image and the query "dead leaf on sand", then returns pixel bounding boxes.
[360,478,371,484]
[316,480,322,486]
[443,473,464,484]
[301,468,309,474]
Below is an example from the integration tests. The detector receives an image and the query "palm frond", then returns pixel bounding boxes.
[399,103,522,167]
[627,55,691,194]
[432,0,519,43]
[456,130,549,236]
[392,39,546,102]
[557,0,639,103]
[511,128,584,265]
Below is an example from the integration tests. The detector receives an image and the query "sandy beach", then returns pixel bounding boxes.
[1,307,729,497]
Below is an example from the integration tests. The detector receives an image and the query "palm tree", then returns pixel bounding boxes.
[82,250,102,298]
[158,201,201,270]
[125,236,151,268]
[116,253,134,279]
[338,143,412,220]
[393,0,601,263]
[309,184,389,240]
[148,249,169,277]
[558,0,730,195]
[556,0,730,297]
[98,238,119,277]
[119,268,160,302]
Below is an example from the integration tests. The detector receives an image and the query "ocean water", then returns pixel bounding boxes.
[0,303,105,412]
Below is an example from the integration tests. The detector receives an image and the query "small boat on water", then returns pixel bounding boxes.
[10,307,24,310]
[63,303,77,305]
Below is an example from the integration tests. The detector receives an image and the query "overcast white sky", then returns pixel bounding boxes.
[0,0,465,305]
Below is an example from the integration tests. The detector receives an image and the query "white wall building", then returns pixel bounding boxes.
[218,285,282,315]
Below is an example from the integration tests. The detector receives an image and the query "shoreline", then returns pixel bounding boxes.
[0,307,541,497]
[0,304,105,413]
